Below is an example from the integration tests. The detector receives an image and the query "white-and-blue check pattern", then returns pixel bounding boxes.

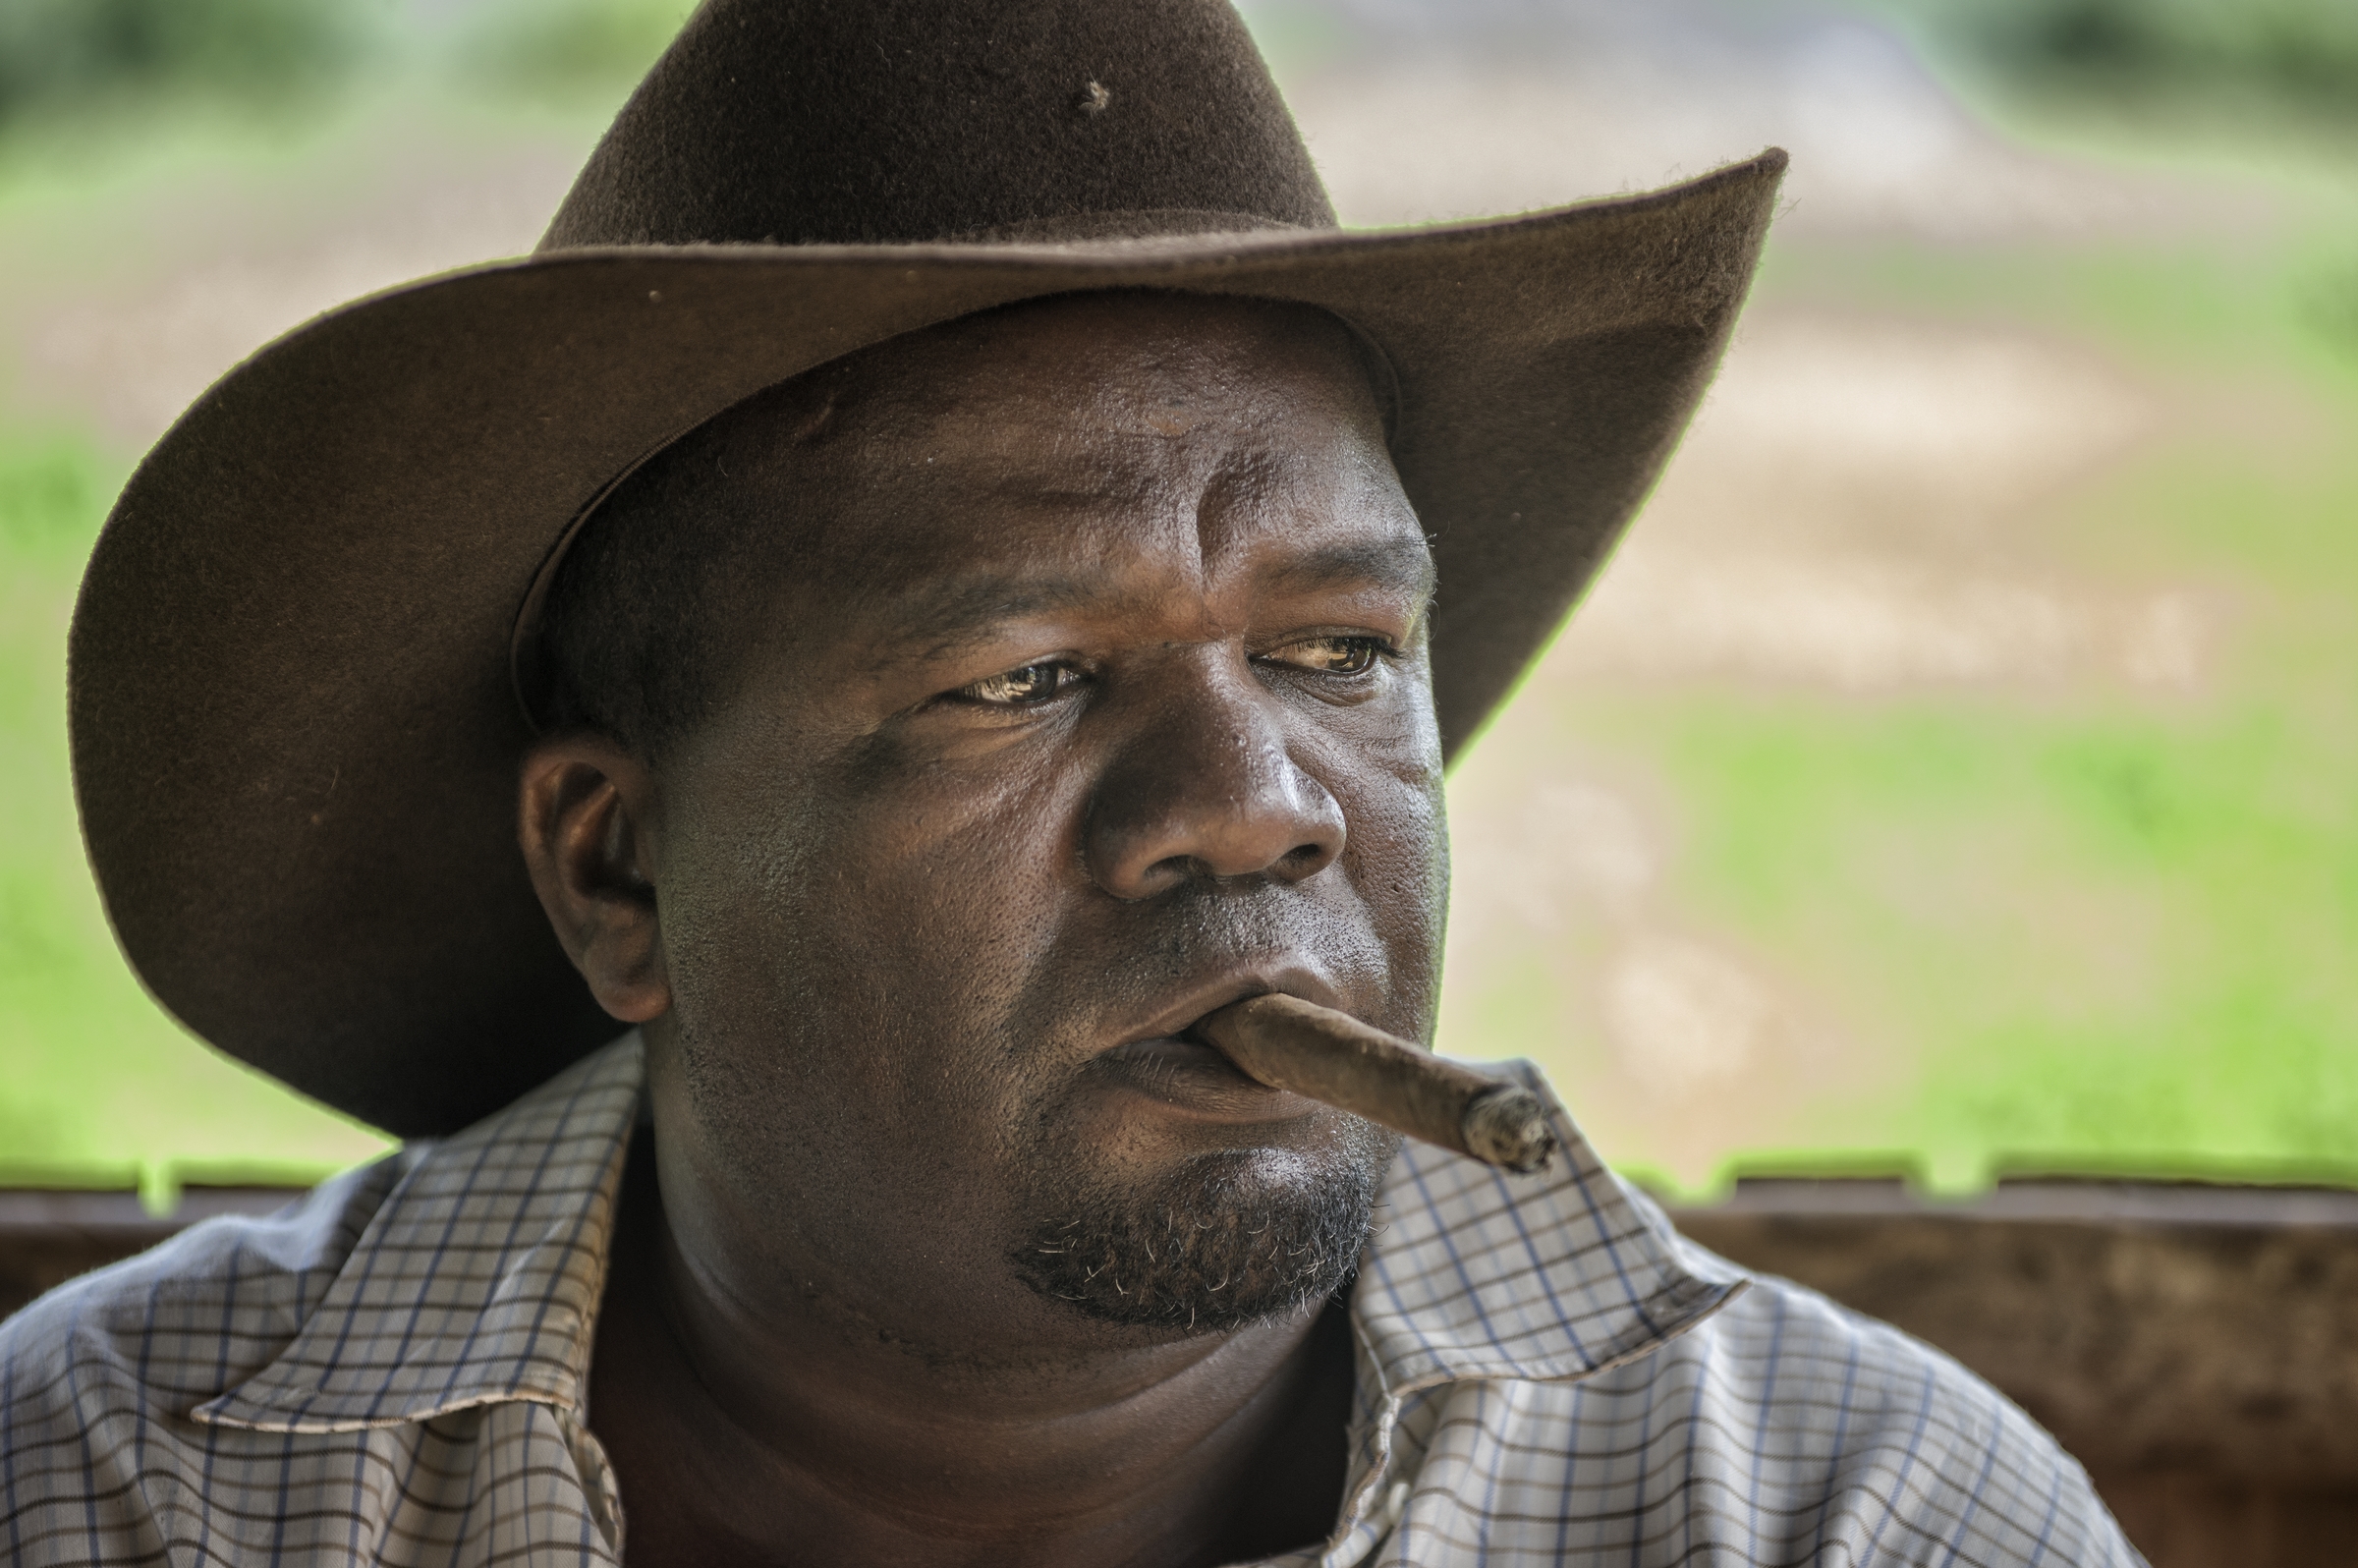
[0,1034,2142,1565]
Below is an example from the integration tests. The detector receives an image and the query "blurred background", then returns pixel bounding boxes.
[3,0,2356,1211]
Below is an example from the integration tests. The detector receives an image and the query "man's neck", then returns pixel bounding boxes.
[587,1131,1357,1568]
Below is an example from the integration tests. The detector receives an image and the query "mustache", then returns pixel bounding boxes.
[1021,876,1393,1041]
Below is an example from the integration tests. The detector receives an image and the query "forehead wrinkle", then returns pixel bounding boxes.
[811,445,1220,682]
[862,397,1222,482]
[810,315,1399,673]
[1186,433,1426,596]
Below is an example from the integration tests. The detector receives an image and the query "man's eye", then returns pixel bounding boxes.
[1262,636,1390,676]
[958,662,1074,706]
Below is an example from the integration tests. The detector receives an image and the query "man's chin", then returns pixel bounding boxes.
[1009,1133,1399,1334]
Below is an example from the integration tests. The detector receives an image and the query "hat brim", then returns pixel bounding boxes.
[70,149,1785,1138]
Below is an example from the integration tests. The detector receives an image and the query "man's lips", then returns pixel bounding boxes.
[1101,1034,1263,1085]
[1114,964,1348,1049]
[1085,964,1348,1125]
[1090,1034,1313,1123]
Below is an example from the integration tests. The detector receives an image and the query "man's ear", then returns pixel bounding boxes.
[518,735,670,1024]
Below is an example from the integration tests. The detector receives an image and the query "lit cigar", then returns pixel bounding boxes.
[1193,993,1557,1175]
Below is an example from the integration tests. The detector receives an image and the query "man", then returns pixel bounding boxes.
[3,0,2141,1563]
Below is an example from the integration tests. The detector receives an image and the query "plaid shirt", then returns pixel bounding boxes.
[1,1035,2139,1566]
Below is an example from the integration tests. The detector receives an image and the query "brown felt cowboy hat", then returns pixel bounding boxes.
[69,0,1784,1139]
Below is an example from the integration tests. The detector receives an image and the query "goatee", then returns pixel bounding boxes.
[1012,1132,1397,1333]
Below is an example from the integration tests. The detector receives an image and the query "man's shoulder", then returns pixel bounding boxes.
[1668,1259,2050,1446]
[0,1154,411,1431]
[1601,1254,2141,1564]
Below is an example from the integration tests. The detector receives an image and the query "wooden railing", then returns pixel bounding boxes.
[1672,1180,2358,1568]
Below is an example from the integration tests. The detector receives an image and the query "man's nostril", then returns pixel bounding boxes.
[1143,856,1199,890]
[1280,842,1331,876]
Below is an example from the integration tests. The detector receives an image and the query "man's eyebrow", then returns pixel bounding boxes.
[871,536,1438,667]
[1260,537,1437,600]
[876,573,1107,664]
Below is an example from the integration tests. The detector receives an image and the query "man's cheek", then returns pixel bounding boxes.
[1339,774,1448,1025]
[849,760,1080,923]
[863,863,1068,1038]
[799,793,1080,1046]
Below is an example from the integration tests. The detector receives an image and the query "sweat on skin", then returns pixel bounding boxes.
[516,292,1445,1567]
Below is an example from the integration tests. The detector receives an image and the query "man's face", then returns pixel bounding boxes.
[638,293,1444,1354]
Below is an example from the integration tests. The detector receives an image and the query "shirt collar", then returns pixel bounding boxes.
[196,1032,646,1433]
[196,1038,1738,1437]
[1309,1063,1746,1566]
[1353,1059,1746,1397]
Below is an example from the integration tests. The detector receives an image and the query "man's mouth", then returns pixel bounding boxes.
[1119,966,1348,1048]
[1086,969,1343,1124]
[1094,1031,1306,1123]
[1101,1032,1264,1087]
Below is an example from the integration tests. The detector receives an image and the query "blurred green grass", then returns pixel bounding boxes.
[5,0,2358,1203]
[1438,222,2358,1195]
[0,0,688,1198]
[0,0,686,1203]
[1872,0,2358,132]
[0,0,369,130]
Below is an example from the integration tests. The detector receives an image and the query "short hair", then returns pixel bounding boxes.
[533,378,814,762]
[533,330,880,760]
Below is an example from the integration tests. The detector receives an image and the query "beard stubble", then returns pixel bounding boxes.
[1009,1121,1401,1334]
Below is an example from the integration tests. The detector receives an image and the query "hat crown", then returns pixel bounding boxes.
[541,0,1336,251]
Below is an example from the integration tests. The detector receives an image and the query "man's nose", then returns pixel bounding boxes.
[1084,660,1347,900]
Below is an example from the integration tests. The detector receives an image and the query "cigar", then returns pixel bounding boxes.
[1192,993,1557,1175]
